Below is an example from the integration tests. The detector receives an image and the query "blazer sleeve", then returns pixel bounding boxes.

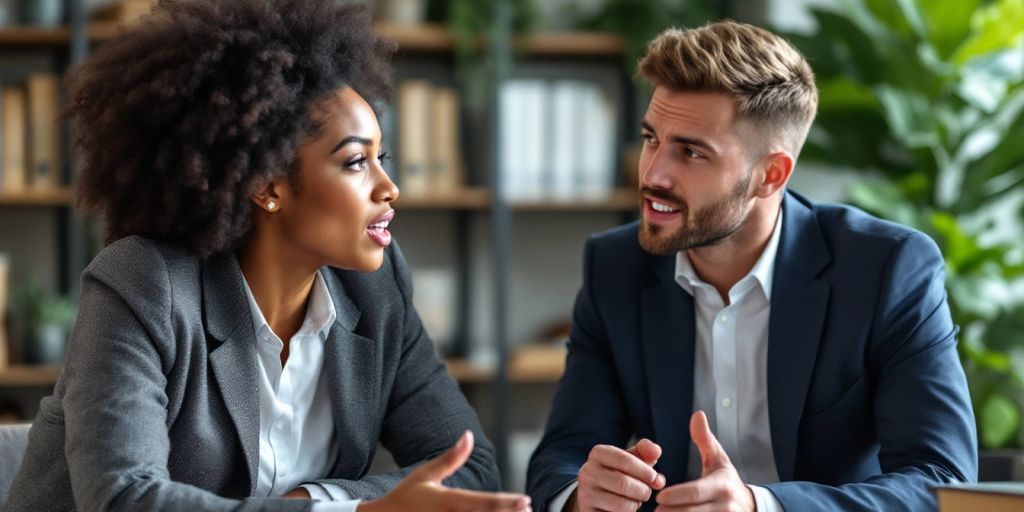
[47,240,311,512]
[313,242,500,499]
[526,236,635,511]
[764,231,978,510]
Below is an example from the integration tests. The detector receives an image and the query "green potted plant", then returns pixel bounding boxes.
[781,0,1024,478]
[13,281,76,365]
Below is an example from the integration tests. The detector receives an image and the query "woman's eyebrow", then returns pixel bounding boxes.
[330,135,373,154]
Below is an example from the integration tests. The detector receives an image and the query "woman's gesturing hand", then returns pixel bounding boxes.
[360,431,532,512]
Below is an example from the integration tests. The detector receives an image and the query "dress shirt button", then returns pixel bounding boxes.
[721,398,732,408]
[720,314,729,323]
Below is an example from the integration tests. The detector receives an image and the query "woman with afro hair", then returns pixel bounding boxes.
[3,1,530,511]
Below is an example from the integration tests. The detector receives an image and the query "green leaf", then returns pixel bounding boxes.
[953,0,1024,65]
[986,306,1024,352]
[920,0,980,59]
[875,85,940,148]
[849,181,921,227]
[980,392,1021,448]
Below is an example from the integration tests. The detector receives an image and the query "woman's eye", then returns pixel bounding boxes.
[344,156,369,171]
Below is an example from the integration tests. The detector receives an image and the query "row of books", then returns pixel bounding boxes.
[394,80,466,197]
[499,78,618,201]
[0,74,63,194]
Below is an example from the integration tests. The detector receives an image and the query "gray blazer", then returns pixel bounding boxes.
[3,236,498,511]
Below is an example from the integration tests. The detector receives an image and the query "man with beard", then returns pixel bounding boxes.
[526,21,977,512]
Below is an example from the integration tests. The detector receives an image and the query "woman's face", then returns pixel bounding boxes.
[267,87,399,272]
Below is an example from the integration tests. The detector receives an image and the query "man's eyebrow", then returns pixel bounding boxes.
[640,119,718,155]
[330,135,372,154]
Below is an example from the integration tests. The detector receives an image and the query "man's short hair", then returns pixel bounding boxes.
[638,20,818,160]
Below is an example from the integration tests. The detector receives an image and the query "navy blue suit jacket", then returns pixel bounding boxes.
[527,191,977,511]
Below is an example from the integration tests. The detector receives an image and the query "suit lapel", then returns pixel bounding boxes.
[767,193,831,481]
[641,253,696,485]
[202,252,261,494]
[320,270,379,478]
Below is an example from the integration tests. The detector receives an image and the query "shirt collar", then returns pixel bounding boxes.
[241,269,337,343]
[674,206,784,301]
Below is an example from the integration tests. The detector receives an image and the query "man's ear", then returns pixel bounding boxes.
[753,151,794,198]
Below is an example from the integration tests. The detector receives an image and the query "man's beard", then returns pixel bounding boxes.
[638,172,753,256]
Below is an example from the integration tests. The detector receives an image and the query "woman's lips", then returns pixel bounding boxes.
[367,209,395,247]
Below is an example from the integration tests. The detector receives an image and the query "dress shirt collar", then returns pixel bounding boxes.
[241,270,337,344]
[674,206,784,301]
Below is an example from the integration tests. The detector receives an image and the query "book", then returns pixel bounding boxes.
[0,253,8,370]
[549,80,583,200]
[577,82,616,200]
[1,86,27,193]
[27,73,62,191]
[397,80,432,197]
[429,86,465,194]
[499,79,546,201]
[934,482,1024,511]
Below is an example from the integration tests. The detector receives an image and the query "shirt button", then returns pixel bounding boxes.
[721,398,732,408]
[720,314,729,323]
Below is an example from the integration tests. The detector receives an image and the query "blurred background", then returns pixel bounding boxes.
[0,0,1022,491]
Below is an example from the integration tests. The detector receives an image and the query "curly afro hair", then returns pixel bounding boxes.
[67,0,395,258]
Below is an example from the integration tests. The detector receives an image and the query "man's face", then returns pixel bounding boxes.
[637,88,758,256]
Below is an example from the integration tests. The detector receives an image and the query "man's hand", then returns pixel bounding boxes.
[654,411,754,512]
[359,430,531,512]
[570,438,666,511]
[282,488,311,499]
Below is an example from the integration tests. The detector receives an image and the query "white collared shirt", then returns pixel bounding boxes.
[677,208,784,511]
[550,209,786,512]
[242,270,359,511]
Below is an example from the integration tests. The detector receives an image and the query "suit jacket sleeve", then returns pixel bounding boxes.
[313,242,500,499]
[526,236,634,511]
[35,240,311,512]
[764,231,978,510]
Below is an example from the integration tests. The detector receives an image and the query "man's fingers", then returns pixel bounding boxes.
[581,464,654,502]
[689,411,729,472]
[590,444,661,486]
[580,487,642,512]
[655,478,726,507]
[413,430,474,482]
[626,438,662,466]
[439,487,531,511]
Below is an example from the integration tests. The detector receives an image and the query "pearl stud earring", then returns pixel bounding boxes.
[267,201,277,211]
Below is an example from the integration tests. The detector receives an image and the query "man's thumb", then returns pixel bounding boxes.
[415,430,474,482]
[690,411,729,473]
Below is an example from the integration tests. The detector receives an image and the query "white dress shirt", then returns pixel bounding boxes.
[242,270,360,511]
[550,209,785,512]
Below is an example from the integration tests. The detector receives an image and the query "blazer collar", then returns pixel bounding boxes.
[766,191,831,480]
[641,250,696,486]
[202,251,262,494]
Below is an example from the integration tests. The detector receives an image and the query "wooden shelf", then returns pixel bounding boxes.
[511,189,639,212]
[444,344,567,384]
[1,22,625,58]
[394,187,491,210]
[517,32,627,57]
[0,188,74,206]
[0,26,73,46]
[0,365,61,387]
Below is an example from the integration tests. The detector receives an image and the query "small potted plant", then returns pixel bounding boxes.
[13,281,76,365]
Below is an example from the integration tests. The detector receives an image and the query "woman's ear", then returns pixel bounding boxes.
[251,179,285,213]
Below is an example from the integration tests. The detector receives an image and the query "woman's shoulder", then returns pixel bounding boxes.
[85,235,201,294]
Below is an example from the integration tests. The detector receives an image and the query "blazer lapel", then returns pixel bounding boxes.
[320,270,379,478]
[202,252,261,494]
[767,193,831,481]
[641,253,696,485]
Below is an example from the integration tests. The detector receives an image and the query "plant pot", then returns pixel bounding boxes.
[979,450,1024,481]
[25,324,67,365]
